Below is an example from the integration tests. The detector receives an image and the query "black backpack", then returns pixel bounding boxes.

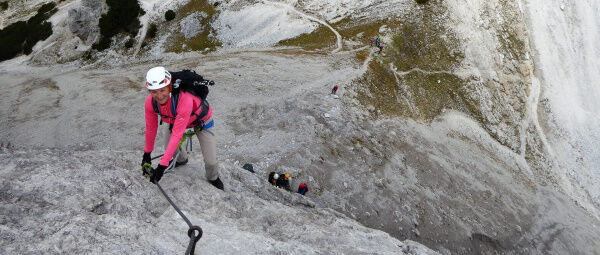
[152,70,215,128]
[171,69,214,100]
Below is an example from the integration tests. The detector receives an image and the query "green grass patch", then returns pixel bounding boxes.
[355,60,406,118]
[389,19,463,71]
[337,17,401,42]
[498,29,526,61]
[278,17,400,51]
[278,23,336,51]
[355,50,369,63]
[496,0,527,62]
[166,0,221,53]
[355,60,474,120]
[352,5,480,121]
[400,72,470,120]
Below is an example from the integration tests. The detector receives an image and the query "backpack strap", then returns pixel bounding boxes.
[153,92,209,129]
[190,99,210,129]
[170,92,179,117]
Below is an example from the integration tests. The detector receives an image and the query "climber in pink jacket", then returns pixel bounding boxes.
[141,66,223,190]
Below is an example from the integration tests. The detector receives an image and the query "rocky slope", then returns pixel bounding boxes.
[0,148,437,254]
[0,49,440,253]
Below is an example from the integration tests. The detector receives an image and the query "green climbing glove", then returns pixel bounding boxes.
[141,162,153,177]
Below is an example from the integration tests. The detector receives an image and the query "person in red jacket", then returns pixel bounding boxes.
[141,66,223,190]
[297,183,308,195]
[331,84,339,95]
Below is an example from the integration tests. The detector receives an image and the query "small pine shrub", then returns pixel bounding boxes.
[0,1,8,10]
[147,23,157,38]
[165,10,175,21]
[83,51,93,60]
[125,38,135,48]
[92,37,112,50]
[0,3,56,61]
[0,21,27,60]
[415,0,429,4]
[23,21,53,53]
[93,0,142,51]
[38,2,56,14]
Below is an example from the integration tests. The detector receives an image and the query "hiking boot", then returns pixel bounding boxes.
[209,178,224,190]
[175,158,188,167]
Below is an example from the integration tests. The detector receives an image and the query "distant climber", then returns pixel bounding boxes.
[371,37,385,56]
[269,171,293,190]
[297,183,308,195]
[276,173,292,191]
[331,84,339,95]
[268,172,279,186]
[141,66,224,190]
[376,42,385,55]
[375,37,382,48]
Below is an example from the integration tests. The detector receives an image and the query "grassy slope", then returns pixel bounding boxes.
[165,0,221,53]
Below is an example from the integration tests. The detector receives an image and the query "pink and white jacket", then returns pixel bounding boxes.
[144,91,212,166]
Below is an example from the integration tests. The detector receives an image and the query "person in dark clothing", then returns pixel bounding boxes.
[377,43,384,55]
[297,183,308,195]
[276,173,291,190]
[331,84,339,95]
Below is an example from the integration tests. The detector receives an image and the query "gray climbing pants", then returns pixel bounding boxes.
[163,126,220,181]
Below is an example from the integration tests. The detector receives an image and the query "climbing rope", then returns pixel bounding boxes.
[142,128,202,254]
[149,128,196,173]
[155,179,203,255]
[142,164,203,254]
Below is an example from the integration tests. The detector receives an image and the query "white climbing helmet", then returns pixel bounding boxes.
[145,66,171,90]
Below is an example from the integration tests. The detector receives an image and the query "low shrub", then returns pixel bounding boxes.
[93,0,143,51]
[125,38,135,48]
[147,23,157,38]
[165,10,175,21]
[0,3,56,61]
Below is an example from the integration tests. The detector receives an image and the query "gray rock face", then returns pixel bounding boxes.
[0,148,437,254]
[180,12,207,40]
[67,0,105,44]
[30,36,87,65]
